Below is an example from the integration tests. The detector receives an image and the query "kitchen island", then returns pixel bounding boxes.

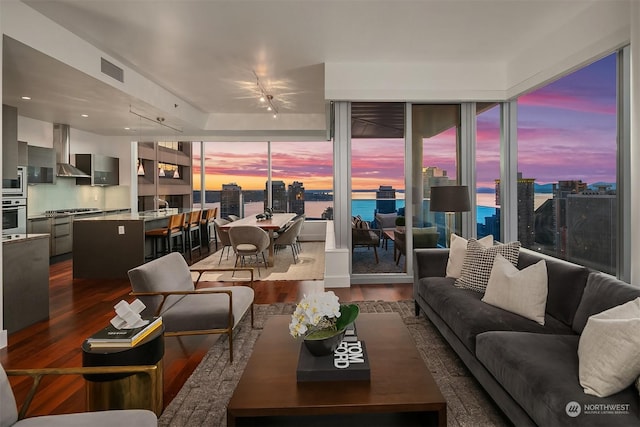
[72,209,191,279]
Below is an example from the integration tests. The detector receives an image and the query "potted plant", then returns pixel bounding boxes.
[289,291,359,356]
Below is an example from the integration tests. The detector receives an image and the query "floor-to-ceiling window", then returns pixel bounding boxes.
[193,141,333,220]
[412,104,461,248]
[517,53,617,274]
[476,103,501,240]
[350,102,405,274]
[270,141,334,218]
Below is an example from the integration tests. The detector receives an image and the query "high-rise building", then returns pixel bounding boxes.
[288,181,305,215]
[221,183,243,219]
[375,185,396,214]
[565,191,616,275]
[265,180,287,213]
[495,172,535,247]
[422,167,452,198]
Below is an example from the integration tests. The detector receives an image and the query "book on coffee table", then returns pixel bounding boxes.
[296,324,371,382]
[87,317,162,348]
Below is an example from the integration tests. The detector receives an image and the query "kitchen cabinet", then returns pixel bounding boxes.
[27,145,56,184]
[3,234,50,333]
[52,216,73,255]
[75,154,119,186]
[28,216,73,256]
[18,141,28,166]
[3,104,18,180]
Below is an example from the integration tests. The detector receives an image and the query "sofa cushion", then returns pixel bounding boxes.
[578,298,640,397]
[455,239,520,293]
[162,286,254,332]
[374,212,397,229]
[482,254,548,325]
[446,233,493,278]
[418,277,572,353]
[517,250,589,327]
[476,331,640,427]
[572,272,640,334]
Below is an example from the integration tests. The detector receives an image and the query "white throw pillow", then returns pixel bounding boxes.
[446,234,493,278]
[482,254,548,325]
[578,297,640,397]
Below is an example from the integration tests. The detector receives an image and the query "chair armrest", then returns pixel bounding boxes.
[6,365,158,420]
[130,288,234,316]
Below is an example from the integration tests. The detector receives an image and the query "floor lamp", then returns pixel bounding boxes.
[429,185,471,247]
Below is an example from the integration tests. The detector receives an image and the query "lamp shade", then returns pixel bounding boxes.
[430,185,470,212]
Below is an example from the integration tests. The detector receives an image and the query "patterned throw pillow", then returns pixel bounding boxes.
[454,239,521,293]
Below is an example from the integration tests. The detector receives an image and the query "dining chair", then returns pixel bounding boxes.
[144,212,185,259]
[1,363,158,426]
[228,225,270,276]
[214,218,232,264]
[274,216,305,263]
[128,252,254,362]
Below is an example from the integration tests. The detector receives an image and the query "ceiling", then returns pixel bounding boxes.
[3,0,595,138]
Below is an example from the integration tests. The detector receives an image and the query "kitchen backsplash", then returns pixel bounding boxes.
[27,179,130,215]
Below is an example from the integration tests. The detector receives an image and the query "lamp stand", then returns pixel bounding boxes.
[445,212,454,248]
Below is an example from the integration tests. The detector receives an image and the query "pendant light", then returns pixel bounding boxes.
[137,159,145,176]
[173,141,180,179]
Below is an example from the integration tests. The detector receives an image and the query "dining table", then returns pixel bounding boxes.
[220,213,297,267]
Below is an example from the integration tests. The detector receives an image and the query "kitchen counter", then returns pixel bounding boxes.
[2,233,49,243]
[28,208,130,220]
[72,208,188,222]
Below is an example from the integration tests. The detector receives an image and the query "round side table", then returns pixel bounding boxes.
[82,324,164,416]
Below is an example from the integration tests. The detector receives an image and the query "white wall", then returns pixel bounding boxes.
[506,0,630,98]
[325,2,630,103]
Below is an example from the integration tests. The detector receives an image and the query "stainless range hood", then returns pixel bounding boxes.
[53,123,91,178]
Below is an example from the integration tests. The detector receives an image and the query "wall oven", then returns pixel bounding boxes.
[3,198,27,235]
[2,166,26,198]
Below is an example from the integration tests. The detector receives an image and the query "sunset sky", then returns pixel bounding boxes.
[193,53,616,192]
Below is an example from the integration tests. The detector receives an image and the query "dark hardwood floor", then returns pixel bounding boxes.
[0,256,412,418]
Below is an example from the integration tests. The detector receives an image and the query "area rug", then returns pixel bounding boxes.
[191,241,325,281]
[159,301,509,427]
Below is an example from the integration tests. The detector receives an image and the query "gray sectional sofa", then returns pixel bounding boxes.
[414,247,640,426]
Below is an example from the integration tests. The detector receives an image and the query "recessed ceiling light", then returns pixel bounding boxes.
[124,127,130,130]
[81,114,89,118]
[21,96,31,100]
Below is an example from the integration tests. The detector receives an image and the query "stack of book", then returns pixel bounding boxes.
[296,323,371,382]
[87,317,162,348]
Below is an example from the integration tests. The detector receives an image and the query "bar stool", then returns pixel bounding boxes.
[200,207,218,252]
[185,210,202,260]
[145,213,185,259]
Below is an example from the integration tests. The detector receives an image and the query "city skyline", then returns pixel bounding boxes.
[192,53,616,192]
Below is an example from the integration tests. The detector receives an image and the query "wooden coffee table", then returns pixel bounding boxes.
[227,313,446,426]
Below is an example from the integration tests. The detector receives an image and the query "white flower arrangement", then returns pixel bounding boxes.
[289,291,341,338]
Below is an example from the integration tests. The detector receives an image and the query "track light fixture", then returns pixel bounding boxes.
[253,71,278,118]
